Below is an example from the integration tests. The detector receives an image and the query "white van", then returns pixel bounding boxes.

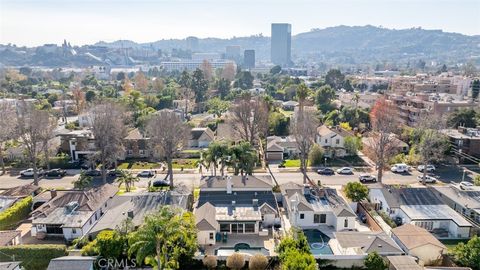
[391,163,409,173]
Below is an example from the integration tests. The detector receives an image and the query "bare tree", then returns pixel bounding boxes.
[231,94,269,167]
[290,111,319,184]
[146,110,190,189]
[40,116,57,170]
[89,101,127,183]
[0,103,16,175]
[369,97,399,183]
[16,102,53,185]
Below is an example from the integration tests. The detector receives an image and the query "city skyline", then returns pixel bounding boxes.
[1,0,479,46]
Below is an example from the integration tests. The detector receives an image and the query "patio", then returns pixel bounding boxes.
[203,232,277,256]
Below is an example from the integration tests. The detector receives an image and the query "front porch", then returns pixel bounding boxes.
[203,232,277,257]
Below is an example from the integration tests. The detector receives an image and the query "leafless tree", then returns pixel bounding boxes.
[40,115,57,170]
[89,101,127,183]
[146,110,190,189]
[231,94,269,167]
[16,102,53,185]
[0,103,17,175]
[290,111,319,184]
[369,97,399,183]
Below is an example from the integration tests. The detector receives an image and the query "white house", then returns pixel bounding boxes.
[281,182,356,231]
[316,125,353,158]
[369,187,472,239]
[266,136,299,161]
[188,127,215,148]
[31,185,118,241]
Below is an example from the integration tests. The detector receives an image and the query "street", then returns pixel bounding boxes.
[0,163,476,191]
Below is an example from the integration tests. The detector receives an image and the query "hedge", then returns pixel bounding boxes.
[0,196,32,230]
[0,244,67,270]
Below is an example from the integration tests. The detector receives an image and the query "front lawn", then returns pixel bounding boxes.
[283,159,310,167]
[172,158,199,169]
[117,161,162,170]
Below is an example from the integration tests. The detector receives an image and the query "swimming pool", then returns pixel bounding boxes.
[303,229,333,255]
[215,243,270,256]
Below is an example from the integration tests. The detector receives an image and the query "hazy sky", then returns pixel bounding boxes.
[1,0,479,46]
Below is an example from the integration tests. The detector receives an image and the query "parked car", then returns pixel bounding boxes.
[459,181,474,190]
[417,164,436,173]
[417,175,437,183]
[137,170,154,178]
[45,169,67,178]
[84,169,101,176]
[359,174,377,183]
[358,213,367,223]
[391,163,409,173]
[317,167,334,175]
[336,167,354,175]
[20,168,44,177]
[108,170,124,177]
[152,179,170,187]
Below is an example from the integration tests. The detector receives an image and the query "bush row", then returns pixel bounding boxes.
[0,196,32,230]
[0,244,67,270]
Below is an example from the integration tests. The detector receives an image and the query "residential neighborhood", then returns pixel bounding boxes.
[0,3,479,270]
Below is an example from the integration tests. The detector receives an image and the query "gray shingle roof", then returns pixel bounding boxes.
[199,175,273,190]
[335,231,404,254]
[0,231,20,246]
[47,256,95,270]
[195,202,218,231]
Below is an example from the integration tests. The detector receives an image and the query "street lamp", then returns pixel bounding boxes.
[462,169,466,182]
[324,157,327,168]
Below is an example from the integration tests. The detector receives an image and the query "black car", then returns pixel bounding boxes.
[317,167,334,175]
[108,170,124,177]
[152,179,170,187]
[84,169,101,176]
[45,169,67,178]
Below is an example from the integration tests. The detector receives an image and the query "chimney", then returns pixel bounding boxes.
[252,199,258,207]
[50,189,57,199]
[227,176,232,194]
[231,201,236,207]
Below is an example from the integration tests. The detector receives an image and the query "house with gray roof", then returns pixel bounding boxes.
[369,186,472,239]
[31,184,118,241]
[331,231,403,256]
[188,127,214,148]
[316,125,354,157]
[47,256,95,270]
[266,136,299,161]
[194,175,280,247]
[430,185,480,226]
[281,182,357,231]
[89,191,191,237]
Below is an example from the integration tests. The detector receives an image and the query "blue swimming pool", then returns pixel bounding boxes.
[215,243,270,256]
[303,229,333,255]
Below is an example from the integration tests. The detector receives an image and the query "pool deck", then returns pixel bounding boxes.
[204,233,277,256]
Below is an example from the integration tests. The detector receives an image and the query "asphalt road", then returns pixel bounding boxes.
[0,164,475,191]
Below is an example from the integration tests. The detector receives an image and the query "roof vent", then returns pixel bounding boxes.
[65,201,79,214]
[232,201,236,206]
[253,199,258,207]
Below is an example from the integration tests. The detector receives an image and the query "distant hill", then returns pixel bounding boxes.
[1,25,479,67]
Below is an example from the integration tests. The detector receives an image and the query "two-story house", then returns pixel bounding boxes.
[316,125,353,158]
[57,129,96,162]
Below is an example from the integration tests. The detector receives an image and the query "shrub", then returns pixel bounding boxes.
[226,252,245,270]
[249,253,269,270]
[308,144,324,166]
[0,244,67,270]
[344,182,368,202]
[364,251,387,270]
[203,255,218,270]
[474,175,480,186]
[451,235,480,269]
[0,196,32,230]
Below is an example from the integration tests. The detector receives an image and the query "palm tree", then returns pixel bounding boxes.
[73,172,93,190]
[228,141,257,176]
[296,83,310,113]
[202,141,230,176]
[128,207,197,269]
[116,170,139,192]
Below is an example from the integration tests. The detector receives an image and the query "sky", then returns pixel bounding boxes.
[1,0,479,46]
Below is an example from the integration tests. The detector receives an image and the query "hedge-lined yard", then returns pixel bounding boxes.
[0,196,32,230]
[0,244,67,270]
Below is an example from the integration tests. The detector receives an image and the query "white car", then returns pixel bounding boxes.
[137,170,154,178]
[20,168,43,177]
[459,181,474,190]
[391,163,409,173]
[417,175,437,183]
[336,167,353,174]
[417,165,436,173]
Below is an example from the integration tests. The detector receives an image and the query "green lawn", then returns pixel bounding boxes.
[283,159,307,167]
[172,158,199,169]
[441,239,469,251]
[182,149,201,154]
[117,161,162,170]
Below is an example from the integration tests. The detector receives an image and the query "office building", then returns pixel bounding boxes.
[271,23,291,66]
[243,49,255,69]
[225,45,241,62]
[186,36,199,51]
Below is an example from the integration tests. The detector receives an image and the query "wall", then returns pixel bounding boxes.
[198,230,216,246]
[357,203,383,232]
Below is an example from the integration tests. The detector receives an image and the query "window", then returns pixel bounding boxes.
[95,213,98,221]
[72,228,77,234]
[336,139,340,145]
[300,213,305,219]
[344,219,348,228]
[324,139,328,144]
[245,223,255,233]
[139,150,145,156]
[220,223,230,233]
[313,214,326,223]
[127,150,133,156]
[209,233,214,240]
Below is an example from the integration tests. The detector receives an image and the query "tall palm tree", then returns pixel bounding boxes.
[296,83,310,113]
[128,207,197,270]
[116,170,139,192]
